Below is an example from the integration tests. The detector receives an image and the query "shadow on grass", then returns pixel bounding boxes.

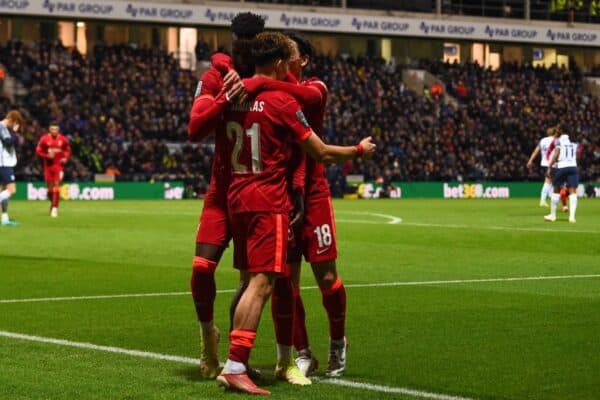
[174,364,279,387]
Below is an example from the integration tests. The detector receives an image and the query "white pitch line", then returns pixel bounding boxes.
[0,330,475,400]
[316,378,474,400]
[0,330,198,364]
[400,222,600,234]
[2,274,600,304]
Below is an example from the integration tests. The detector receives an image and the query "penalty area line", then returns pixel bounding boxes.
[1,274,600,304]
[0,330,476,400]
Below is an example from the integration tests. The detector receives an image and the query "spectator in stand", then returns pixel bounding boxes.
[1,40,598,193]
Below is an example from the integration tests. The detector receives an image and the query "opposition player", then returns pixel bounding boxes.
[544,129,579,223]
[187,12,264,379]
[527,127,555,207]
[216,32,375,395]
[0,110,23,226]
[36,122,71,217]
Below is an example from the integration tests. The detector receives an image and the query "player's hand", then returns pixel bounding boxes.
[223,70,247,103]
[526,161,532,169]
[545,168,551,179]
[60,158,67,165]
[12,123,20,133]
[359,136,376,160]
[289,189,305,229]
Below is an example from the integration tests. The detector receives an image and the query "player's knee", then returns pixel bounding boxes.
[192,256,217,273]
[249,273,274,299]
[312,261,338,290]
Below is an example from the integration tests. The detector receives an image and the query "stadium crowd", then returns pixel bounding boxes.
[1,39,599,197]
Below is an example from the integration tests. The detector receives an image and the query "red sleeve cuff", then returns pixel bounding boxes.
[298,129,312,142]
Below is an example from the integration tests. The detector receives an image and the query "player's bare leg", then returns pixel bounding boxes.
[311,260,347,377]
[289,260,319,377]
[217,272,274,395]
[190,243,224,379]
[228,270,261,380]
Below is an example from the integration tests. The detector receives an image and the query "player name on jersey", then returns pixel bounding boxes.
[230,100,265,113]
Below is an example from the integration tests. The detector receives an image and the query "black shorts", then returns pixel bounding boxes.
[0,167,15,185]
[553,167,579,190]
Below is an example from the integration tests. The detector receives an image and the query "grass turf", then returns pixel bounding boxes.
[1,199,599,399]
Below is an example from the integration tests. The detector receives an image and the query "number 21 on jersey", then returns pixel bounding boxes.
[227,121,262,173]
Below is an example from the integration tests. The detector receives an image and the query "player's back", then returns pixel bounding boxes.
[226,90,312,214]
[539,136,554,166]
[556,134,578,168]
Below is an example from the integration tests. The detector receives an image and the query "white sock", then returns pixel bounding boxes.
[298,347,312,358]
[200,320,214,337]
[223,359,246,374]
[0,189,9,201]
[569,194,578,220]
[1,212,7,223]
[550,193,559,218]
[541,183,552,203]
[276,344,292,363]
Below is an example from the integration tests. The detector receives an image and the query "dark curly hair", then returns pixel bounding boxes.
[231,12,265,40]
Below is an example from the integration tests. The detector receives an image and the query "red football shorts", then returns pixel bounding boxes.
[44,168,64,185]
[289,195,338,264]
[231,212,289,276]
[195,186,231,247]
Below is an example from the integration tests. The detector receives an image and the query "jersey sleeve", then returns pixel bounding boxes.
[36,136,48,158]
[277,96,313,142]
[188,67,227,141]
[195,67,223,98]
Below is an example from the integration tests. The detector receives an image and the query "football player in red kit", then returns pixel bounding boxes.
[36,122,70,218]
[242,32,348,377]
[187,12,264,380]
[216,32,375,395]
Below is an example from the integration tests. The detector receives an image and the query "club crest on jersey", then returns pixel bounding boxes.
[296,110,310,128]
[194,81,203,98]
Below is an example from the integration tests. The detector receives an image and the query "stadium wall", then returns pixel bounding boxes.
[2,0,600,46]
[13,181,600,200]
[15,182,185,200]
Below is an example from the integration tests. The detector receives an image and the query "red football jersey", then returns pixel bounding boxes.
[226,90,312,214]
[302,78,330,197]
[36,133,71,169]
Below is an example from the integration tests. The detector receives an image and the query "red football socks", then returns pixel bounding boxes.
[229,329,257,365]
[292,284,310,351]
[190,256,218,323]
[320,277,346,341]
[271,277,295,346]
[50,187,60,208]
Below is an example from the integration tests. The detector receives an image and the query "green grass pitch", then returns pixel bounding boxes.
[1,199,599,400]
